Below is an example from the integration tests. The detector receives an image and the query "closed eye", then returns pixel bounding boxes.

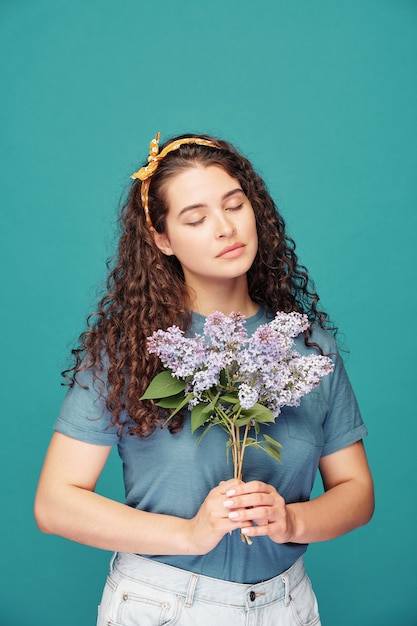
[225,203,243,212]
[186,216,206,227]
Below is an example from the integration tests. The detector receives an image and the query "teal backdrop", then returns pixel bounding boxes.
[1,1,416,624]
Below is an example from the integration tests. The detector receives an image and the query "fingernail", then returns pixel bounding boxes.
[228,511,239,519]
[223,499,234,508]
[226,489,236,497]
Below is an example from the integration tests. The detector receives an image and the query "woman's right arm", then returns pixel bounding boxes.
[34,432,246,555]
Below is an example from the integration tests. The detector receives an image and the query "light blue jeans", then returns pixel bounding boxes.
[97,552,321,626]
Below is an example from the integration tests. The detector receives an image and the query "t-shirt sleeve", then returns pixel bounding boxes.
[54,368,121,446]
[320,345,368,457]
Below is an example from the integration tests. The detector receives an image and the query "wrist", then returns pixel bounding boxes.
[174,517,200,555]
[176,517,207,556]
[141,514,203,556]
[285,503,305,544]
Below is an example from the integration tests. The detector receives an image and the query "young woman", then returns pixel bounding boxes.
[35,132,374,625]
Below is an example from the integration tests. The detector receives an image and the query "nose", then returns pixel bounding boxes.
[215,212,236,238]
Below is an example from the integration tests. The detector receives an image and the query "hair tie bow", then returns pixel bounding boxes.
[131,132,221,227]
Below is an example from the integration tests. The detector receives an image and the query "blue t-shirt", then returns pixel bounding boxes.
[54,308,367,583]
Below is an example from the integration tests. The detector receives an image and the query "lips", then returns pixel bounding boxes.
[217,243,246,258]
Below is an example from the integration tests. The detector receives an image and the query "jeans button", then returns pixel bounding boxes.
[249,591,256,602]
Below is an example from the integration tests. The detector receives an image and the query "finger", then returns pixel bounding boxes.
[240,524,270,539]
[223,491,277,512]
[241,521,292,543]
[217,478,242,495]
[225,480,275,498]
[227,505,274,523]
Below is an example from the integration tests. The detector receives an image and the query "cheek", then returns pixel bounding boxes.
[250,229,259,261]
[250,217,258,246]
[168,233,201,262]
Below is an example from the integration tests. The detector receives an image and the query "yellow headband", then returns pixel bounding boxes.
[131,132,221,227]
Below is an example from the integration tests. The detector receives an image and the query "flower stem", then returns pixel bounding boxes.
[231,419,253,545]
[233,422,240,480]
[237,421,250,481]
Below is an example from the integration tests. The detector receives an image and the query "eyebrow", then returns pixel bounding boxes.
[177,188,244,218]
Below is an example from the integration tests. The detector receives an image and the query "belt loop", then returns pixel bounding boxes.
[282,573,291,607]
[109,552,118,573]
[184,573,199,607]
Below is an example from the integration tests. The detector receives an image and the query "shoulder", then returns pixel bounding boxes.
[56,361,128,444]
[294,324,337,357]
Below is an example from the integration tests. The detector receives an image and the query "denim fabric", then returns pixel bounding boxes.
[97,552,321,626]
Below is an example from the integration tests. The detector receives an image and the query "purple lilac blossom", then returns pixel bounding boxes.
[269,311,310,337]
[147,326,206,378]
[204,311,248,349]
[238,383,259,409]
[146,311,334,415]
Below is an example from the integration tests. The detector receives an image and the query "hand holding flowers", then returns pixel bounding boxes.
[141,310,334,544]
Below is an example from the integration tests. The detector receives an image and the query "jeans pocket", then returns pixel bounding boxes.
[288,574,321,626]
[97,572,182,626]
[112,589,180,626]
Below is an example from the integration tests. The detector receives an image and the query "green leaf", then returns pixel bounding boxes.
[263,443,282,462]
[241,403,276,424]
[244,437,262,449]
[219,392,239,404]
[234,415,254,427]
[219,369,227,387]
[159,392,195,421]
[156,391,187,408]
[243,433,282,462]
[196,421,217,445]
[140,371,185,400]
[203,391,220,416]
[261,435,283,462]
[191,402,211,433]
[263,434,283,447]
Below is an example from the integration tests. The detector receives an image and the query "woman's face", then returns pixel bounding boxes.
[152,165,258,293]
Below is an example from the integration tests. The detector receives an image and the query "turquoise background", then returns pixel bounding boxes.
[1,1,416,624]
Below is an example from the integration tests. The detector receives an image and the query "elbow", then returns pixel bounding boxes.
[34,491,57,535]
[366,494,375,526]
[359,480,375,528]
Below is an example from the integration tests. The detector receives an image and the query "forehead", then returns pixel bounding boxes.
[163,165,241,210]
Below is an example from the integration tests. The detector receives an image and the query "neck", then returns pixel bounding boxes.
[186,277,259,318]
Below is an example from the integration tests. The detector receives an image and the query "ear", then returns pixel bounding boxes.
[150,227,175,256]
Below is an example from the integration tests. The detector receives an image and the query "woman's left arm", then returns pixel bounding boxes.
[223,441,374,543]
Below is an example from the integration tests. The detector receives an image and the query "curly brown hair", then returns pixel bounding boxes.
[63,133,334,437]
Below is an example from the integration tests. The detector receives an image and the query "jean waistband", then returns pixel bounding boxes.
[112,552,305,608]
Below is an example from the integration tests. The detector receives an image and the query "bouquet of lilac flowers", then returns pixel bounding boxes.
[142,311,334,516]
